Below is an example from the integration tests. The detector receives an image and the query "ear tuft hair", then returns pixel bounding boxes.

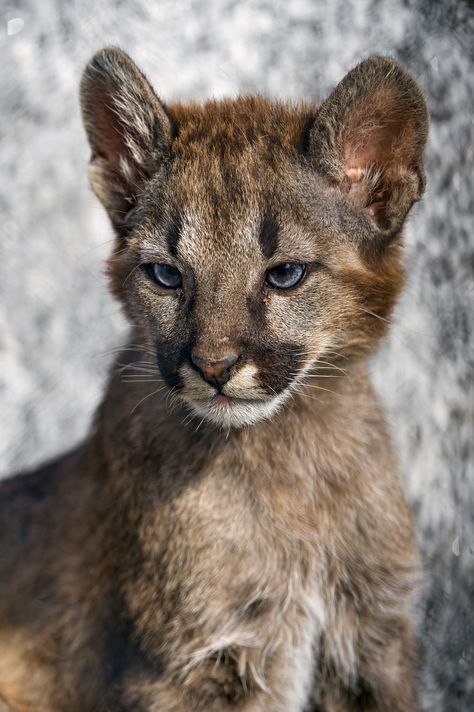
[309,57,429,234]
[80,47,172,231]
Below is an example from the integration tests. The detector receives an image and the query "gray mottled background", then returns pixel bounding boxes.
[0,0,473,709]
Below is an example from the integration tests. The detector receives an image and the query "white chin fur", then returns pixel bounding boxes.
[184,392,290,429]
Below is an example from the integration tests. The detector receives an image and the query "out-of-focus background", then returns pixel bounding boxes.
[0,0,473,708]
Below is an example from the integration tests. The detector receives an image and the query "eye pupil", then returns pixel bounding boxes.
[149,263,182,289]
[266,263,305,290]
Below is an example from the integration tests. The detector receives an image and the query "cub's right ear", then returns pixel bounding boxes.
[80,47,172,231]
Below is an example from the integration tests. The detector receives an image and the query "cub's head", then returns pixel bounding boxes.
[81,48,428,428]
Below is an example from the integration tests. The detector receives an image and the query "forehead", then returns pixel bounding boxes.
[137,97,344,268]
[169,152,262,264]
[169,95,313,157]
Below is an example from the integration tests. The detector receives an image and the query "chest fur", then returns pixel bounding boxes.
[122,455,354,709]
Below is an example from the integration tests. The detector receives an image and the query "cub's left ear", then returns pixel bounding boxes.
[308,57,429,235]
[80,47,172,231]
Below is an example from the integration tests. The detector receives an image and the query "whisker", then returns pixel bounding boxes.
[181,412,195,427]
[300,381,344,397]
[194,416,206,433]
[118,360,160,374]
[305,365,341,370]
[106,245,133,262]
[166,386,181,414]
[121,365,160,374]
[314,360,349,376]
[122,377,164,384]
[323,349,350,361]
[360,307,432,338]
[303,373,343,379]
[360,307,391,324]
[130,386,165,414]
[120,369,160,379]
[96,344,156,359]
[78,237,117,261]
[122,262,143,287]
[288,368,345,380]
[121,368,160,375]
[289,385,323,403]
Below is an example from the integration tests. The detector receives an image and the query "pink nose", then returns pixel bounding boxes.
[190,351,239,388]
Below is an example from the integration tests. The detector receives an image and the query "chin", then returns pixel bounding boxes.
[183,392,290,429]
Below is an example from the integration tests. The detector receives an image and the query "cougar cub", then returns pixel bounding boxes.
[0,48,428,711]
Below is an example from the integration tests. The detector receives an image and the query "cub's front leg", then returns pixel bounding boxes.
[310,543,420,712]
[119,670,292,711]
[312,613,418,712]
[120,665,272,712]
[117,608,318,712]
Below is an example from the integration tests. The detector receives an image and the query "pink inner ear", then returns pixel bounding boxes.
[343,110,408,225]
[345,125,403,179]
[343,84,415,186]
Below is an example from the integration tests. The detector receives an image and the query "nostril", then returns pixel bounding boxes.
[191,351,240,388]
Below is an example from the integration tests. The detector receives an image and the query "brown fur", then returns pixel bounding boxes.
[0,48,428,711]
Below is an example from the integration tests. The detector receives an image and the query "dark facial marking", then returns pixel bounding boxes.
[154,328,192,391]
[165,213,183,258]
[259,211,279,259]
[252,340,302,394]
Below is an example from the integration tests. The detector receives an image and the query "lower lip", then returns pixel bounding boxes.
[212,395,262,408]
[214,395,231,407]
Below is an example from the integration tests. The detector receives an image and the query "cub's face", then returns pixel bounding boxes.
[113,137,392,429]
[81,50,428,428]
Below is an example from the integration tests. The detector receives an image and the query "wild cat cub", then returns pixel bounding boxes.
[0,48,427,711]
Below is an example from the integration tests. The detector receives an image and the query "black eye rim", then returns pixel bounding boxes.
[265,263,307,290]
[144,262,183,290]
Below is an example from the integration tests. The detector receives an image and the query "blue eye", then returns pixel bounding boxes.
[147,263,182,289]
[265,263,306,290]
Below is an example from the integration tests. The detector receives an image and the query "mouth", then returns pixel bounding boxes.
[176,364,289,428]
[182,390,289,429]
[212,394,264,408]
